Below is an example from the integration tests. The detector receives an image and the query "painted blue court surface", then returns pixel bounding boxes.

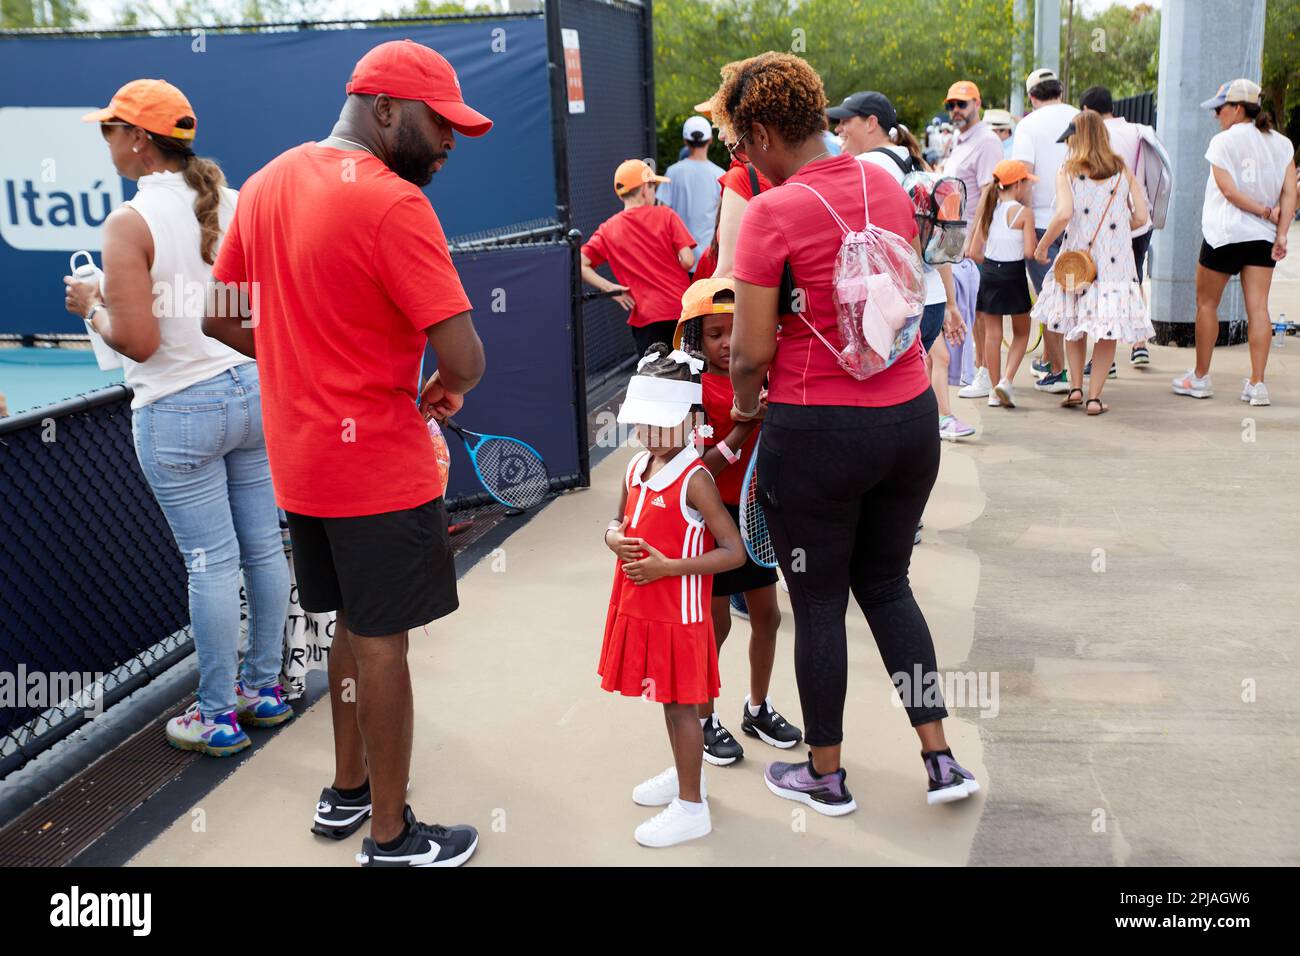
[0,347,124,416]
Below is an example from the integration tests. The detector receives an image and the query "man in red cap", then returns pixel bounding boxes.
[204,39,488,867]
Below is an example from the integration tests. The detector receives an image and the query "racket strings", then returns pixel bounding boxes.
[739,466,778,568]
[474,437,550,509]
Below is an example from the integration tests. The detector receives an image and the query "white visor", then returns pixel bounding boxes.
[617,375,702,427]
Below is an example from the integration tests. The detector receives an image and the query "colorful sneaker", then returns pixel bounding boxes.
[312,782,372,840]
[1084,360,1114,378]
[1033,369,1071,393]
[994,379,1016,407]
[634,797,712,848]
[957,366,991,399]
[729,592,750,620]
[741,696,802,749]
[356,805,478,867]
[938,415,976,441]
[1243,380,1270,406]
[235,681,294,728]
[1130,345,1150,366]
[632,766,707,807]
[764,757,857,816]
[1172,370,1213,399]
[702,714,744,766]
[165,704,249,757]
[1031,356,1051,378]
[923,748,981,805]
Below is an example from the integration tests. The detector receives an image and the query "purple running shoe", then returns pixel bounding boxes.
[763,757,857,816]
[923,748,980,805]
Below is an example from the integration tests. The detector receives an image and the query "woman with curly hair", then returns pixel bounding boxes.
[719,52,978,815]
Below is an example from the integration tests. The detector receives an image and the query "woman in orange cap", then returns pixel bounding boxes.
[64,80,291,755]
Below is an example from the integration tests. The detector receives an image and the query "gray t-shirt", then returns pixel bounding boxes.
[660,156,726,267]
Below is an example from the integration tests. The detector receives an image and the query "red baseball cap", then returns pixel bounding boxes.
[346,39,493,137]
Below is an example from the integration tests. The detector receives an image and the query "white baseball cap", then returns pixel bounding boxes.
[1201,78,1262,109]
[1026,67,1058,94]
[682,115,713,144]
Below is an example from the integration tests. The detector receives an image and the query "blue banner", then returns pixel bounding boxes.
[0,19,556,334]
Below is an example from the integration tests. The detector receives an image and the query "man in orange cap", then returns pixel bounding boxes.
[203,38,488,868]
[581,158,697,355]
[942,80,1005,399]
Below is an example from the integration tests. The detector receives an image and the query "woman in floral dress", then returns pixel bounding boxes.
[1031,110,1151,415]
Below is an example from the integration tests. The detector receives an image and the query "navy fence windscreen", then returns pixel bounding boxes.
[0,389,189,738]
[0,18,556,335]
[426,241,582,501]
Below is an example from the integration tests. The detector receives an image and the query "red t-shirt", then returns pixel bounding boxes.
[718,159,773,200]
[693,244,718,280]
[733,153,928,408]
[700,371,758,505]
[582,205,695,328]
[212,144,471,518]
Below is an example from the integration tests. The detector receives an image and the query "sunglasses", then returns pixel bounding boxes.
[99,121,132,140]
[727,129,750,159]
[946,100,969,111]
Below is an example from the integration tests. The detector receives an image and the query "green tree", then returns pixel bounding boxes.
[1262,0,1300,144]
[1,0,86,28]
[1061,2,1159,103]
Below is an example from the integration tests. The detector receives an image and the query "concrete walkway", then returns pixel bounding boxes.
[129,230,1299,866]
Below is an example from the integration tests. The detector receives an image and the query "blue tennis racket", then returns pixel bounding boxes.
[441,418,551,511]
[738,436,779,568]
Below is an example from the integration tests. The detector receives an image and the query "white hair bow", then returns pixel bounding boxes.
[636,350,705,375]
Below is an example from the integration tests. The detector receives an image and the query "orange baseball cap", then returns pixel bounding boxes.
[674,278,735,348]
[945,81,981,103]
[614,159,669,196]
[82,79,197,141]
[992,159,1038,186]
[346,39,492,137]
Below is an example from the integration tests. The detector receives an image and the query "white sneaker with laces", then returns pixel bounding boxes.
[1172,369,1213,399]
[1248,381,1270,406]
[958,367,991,399]
[994,379,1016,407]
[634,797,712,848]
[987,393,999,407]
[632,766,707,807]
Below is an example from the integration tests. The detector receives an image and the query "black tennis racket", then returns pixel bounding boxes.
[441,418,551,511]
[738,435,778,568]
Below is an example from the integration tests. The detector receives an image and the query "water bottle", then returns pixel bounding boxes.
[69,251,122,370]
[1274,312,1287,349]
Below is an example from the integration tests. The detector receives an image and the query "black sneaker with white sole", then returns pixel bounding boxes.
[312,783,372,840]
[741,697,802,749]
[702,714,744,765]
[356,805,478,867]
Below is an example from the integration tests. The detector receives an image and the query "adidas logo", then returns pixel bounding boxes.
[650,494,666,509]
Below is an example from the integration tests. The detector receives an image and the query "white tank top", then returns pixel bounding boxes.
[120,171,248,409]
[985,199,1026,263]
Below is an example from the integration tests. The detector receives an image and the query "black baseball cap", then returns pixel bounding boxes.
[1056,121,1077,143]
[827,91,897,129]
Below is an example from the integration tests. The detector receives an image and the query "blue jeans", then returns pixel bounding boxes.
[1026,227,1062,294]
[133,363,289,716]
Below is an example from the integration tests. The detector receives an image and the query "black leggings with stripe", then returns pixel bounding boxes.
[757,390,948,747]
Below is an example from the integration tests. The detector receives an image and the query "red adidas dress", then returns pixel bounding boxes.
[598,446,721,705]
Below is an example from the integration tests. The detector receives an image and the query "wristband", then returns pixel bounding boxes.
[716,439,740,465]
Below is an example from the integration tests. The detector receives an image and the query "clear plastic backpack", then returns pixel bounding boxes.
[902,171,968,265]
[788,160,925,381]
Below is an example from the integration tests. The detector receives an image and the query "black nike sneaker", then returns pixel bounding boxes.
[355,805,478,868]
[702,714,744,766]
[741,697,803,749]
[311,783,372,840]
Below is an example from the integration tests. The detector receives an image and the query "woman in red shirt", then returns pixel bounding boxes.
[718,52,978,814]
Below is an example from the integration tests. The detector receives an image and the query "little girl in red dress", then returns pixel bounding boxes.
[599,343,746,848]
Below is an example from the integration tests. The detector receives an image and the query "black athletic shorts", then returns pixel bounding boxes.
[631,319,680,357]
[711,503,780,596]
[1198,239,1276,276]
[285,497,458,637]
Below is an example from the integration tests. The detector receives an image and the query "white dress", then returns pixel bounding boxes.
[1031,170,1153,342]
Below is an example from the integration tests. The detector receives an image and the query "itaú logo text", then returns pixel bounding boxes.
[0,106,124,251]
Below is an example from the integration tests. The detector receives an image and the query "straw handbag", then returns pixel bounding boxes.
[1053,174,1121,293]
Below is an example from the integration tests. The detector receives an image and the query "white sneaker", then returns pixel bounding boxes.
[987,393,999,407]
[631,766,707,807]
[1172,369,1213,399]
[958,367,991,399]
[634,797,712,848]
[994,379,1016,407]
[1247,381,1271,406]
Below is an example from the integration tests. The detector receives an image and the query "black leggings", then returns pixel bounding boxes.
[631,319,681,357]
[758,391,947,746]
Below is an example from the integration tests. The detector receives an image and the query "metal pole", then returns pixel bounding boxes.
[1032,0,1061,75]
[1011,0,1027,115]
